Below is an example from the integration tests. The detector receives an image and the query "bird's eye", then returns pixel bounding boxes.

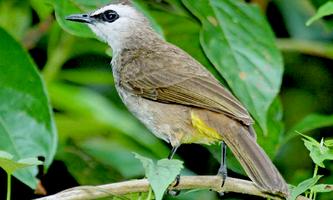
[102,10,119,22]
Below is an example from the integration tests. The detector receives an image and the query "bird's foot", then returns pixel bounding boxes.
[217,153,227,196]
[167,189,180,196]
[217,167,227,188]
[217,141,228,196]
[173,174,180,187]
[167,174,181,196]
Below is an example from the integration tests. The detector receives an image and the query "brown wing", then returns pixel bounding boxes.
[119,48,254,125]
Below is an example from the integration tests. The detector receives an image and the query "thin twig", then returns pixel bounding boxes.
[22,16,54,50]
[277,38,333,60]
[35,176,309,200]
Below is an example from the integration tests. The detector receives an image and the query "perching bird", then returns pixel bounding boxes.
[66,0,289,197]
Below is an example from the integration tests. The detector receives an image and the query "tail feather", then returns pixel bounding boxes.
[223,127,289,197]
[194,109,289,197]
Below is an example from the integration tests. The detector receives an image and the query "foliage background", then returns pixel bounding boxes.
[0,0,333,199]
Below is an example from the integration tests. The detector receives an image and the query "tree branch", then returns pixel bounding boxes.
[35,176,309,200]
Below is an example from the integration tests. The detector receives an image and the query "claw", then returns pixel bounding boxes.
[167,189,181,196]
[166,146,181,196]
[167,174,181,196]
[173,174,180,187]
[218,169,227,187]
[218,191,225,197]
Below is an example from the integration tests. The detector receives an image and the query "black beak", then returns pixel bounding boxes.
[66,14,92,24]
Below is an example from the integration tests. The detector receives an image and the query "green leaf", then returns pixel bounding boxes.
[301,134,333,168]
[0,151,13,160]
[307,1,333,26]
[284,114,333,144]
[182,0,283,134]
[17,157,43,166]
[300,133,321,146]
[311,184,333,193]
[325,139,333,147]
[257,97,284,158]
[135,153,183,200]
[0,28,57,188]
[288,175,322,200]
[0,151,43,175]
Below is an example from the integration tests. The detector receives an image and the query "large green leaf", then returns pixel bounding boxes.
[0,28,57,188]
[182,0,283,134]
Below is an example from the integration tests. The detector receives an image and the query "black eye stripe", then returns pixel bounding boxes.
[91,10,119,23]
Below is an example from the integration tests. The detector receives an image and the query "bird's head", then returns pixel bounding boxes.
[66,1,153,50]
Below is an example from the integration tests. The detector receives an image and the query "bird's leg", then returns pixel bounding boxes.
[168,145,179,160]
[167,145,181,196]
[168,146,180,186]
[217,141,228,194]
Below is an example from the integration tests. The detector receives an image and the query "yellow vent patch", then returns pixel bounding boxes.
[191,112,223,141]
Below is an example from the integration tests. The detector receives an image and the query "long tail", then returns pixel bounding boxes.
[193,110,289,198]
[224,125,289,197]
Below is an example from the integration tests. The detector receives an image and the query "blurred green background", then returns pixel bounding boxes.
[0,0,333,199]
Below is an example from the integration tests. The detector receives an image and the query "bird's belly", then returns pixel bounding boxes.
[116,86,185,145]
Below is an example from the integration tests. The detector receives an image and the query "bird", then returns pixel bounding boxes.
[66,0,289,197]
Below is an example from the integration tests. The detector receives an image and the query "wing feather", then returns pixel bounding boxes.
[119,48,254,125]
